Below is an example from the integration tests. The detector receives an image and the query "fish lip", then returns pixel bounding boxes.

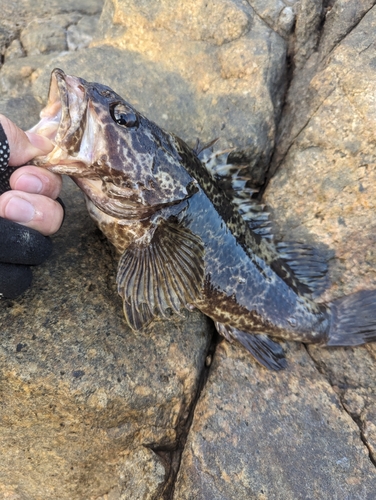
[30,68,91,175]
[28,68,67,143]
[50,68,88,150]
[51,68,70,144]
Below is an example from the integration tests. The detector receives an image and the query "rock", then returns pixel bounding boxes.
[0,179,212,499]
[20,14,84,56]
[293,0,323,69]
[4,39,25,61]
[248,0,298,37]
[0,54,59,98]
[67,15,101,51]
[1,0,376,498]
[173,341,376,499]
[0,95,41,130]
[0,0,104,57]
[264,1,376,484]
[266,6,376,298]
[20,13,101,56]
[93,0,287,185]
[318,0,376,58]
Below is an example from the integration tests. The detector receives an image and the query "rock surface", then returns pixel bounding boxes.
[1,0,376,499]
[174,342,376,499]
[0,178,212,500]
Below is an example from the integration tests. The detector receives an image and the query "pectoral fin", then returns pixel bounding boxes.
[216,322,287,371]
[117,221,205,330]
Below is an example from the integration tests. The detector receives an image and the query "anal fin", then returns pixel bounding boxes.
[216,322,287,371]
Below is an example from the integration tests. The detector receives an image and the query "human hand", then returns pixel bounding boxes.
[0,115,64,299]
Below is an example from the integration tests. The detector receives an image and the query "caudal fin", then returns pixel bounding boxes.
[327,290,376,346]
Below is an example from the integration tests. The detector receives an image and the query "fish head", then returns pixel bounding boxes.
[31,68,194,218]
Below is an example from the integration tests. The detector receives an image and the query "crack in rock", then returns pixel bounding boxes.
[149,323,220,500]
[304,344,376,471]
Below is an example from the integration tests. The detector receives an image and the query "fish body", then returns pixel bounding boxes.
[30,69,376,370]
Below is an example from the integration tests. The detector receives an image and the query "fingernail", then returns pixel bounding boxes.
[14,174,43,194]
[5,197,35,223]
[25,131,54,154]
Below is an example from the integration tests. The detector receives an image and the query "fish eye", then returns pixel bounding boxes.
[110,104,139,128]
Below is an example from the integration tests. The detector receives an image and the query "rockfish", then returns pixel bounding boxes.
[30,68,376,370]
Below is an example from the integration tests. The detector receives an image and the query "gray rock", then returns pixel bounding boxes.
[0,0,104,56]
[293,0,323,69]
[173,342,376,499]
[1,0,376,498]
[0,179,212,499]
[67,15,100,51]
[20,14,84,56]
[0,54,59,98]
[4,39,25,61]
[248,0,298,36]
[318,0,376,59]
[0,95,42,130]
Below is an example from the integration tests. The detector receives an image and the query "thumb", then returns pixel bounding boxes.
[0,114,53,167]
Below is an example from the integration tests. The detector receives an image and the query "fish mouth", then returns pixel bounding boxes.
[30,68,94,177]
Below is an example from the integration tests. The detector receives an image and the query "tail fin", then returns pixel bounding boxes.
[327,290,376,346]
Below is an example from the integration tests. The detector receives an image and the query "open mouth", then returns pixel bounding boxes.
[29,68,91,176]
[29,69,69,145]
[29,69,109,207]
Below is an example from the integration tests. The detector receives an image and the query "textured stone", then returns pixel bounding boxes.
[2,0,376,498]
[248,0,298,36]
[102,0,253,46]
[318,0,376,58]
[92,0,287,184]
[0,95,41,130]
[266,6,376,298]
[0,54,59,98]
[0,0,104,56]
[264,2,376,483]
[4,39,25,61]
[21,16,71,55]
[20,13,100,56]
[173,341,376,499]
[0,179,212,499]
[67,15,101,51]
[293,0,323,68]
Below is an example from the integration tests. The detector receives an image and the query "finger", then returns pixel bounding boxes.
[0,190,64,235]
[0,115,53,166]
[9,165,62,199]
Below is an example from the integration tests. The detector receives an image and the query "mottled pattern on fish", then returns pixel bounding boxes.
[30,69,376,370]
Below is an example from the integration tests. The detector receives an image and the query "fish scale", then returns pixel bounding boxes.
[28,68,376,370]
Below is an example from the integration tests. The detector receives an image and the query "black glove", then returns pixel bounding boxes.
[0,122,53,299]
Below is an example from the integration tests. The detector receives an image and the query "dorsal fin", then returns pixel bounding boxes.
[197,140,273,239]
[196,139,328,297]
[276,242,329,298]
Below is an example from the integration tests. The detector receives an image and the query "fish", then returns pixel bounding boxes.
[30,68,376,370]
